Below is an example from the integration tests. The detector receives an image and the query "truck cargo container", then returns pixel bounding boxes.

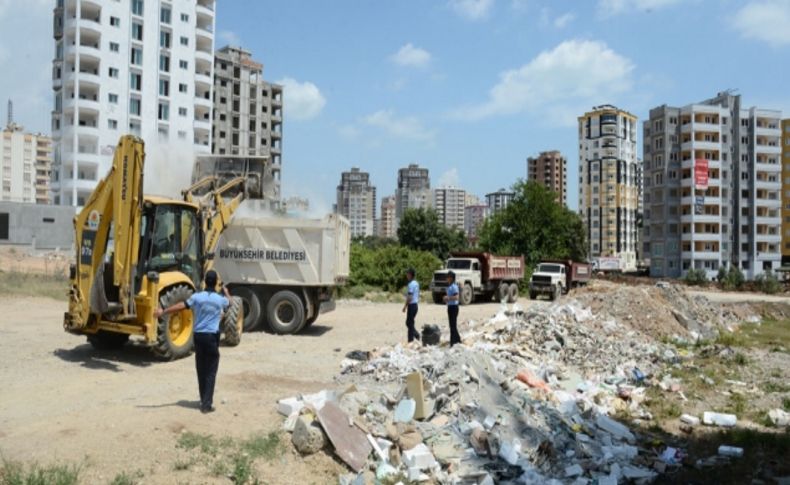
[430,252,524,305]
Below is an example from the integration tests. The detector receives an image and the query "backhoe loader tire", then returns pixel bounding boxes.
[266,290,305,334]
[153,285,194,361]
[87,330,129,350]
[221,296,243,346]
[232,286,262,332]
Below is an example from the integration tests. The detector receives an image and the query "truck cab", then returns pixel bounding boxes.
[529,262,566,301]
[430,257,481,305]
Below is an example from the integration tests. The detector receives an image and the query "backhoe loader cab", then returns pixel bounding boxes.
[64,135,244,360]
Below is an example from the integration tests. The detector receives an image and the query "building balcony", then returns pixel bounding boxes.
[755,144,782,155]
[681,158,721,170]
[194,119,211,133]
[195,50,213,64]
[756,250,780,260]
[755,216,781,225]
[754,180,780,190]
[271,130,281,139]
[681,250,721,260]
[681,213,721,224]
[63,96,101,115]
[755,126,781,137]
[195,72,212,88]
[196,3,215,17]
[65,17,102,38]
[755,162,781,173]
[680,140,720,152]
[680,121,720,134]
[680,196,721,206]
[194,96,212,110]
[196,25,214,42]
[756,197,782,208]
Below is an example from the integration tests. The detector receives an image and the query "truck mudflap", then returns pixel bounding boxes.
[319,299,336,314]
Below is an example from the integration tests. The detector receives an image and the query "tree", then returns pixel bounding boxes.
[397,208,467,260]
[478,181,587,270]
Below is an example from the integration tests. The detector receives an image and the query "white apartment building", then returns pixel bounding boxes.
[485,188,514,215]
[578,105,639,271]
[395,164,431,228]
[1,124,52,204]
[379,195,396,239]
[336,167,376,238]
[433,187,465,229]
[643,92,782,279]
[51,0,216,206]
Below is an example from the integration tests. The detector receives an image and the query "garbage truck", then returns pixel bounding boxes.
[430,252,525,305]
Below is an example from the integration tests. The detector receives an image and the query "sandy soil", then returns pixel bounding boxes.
[0,295,516,484]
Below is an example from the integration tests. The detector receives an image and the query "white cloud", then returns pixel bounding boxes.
[598,0,683,16]
[438,168,461,188]
[336,123,360,140]
[0,0,52,133]
[218,30,242,46]
[553,12,576,28]
[391,43,432,68]
[451,40,635,124]
[363,110,435,142]
[276,78,327,121]
[449,0,494,20]
[732,0,790,46]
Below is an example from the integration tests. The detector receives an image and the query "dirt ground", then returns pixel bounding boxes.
[0,295,517,484]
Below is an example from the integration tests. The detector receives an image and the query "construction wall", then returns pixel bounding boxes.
[0,202,75,249]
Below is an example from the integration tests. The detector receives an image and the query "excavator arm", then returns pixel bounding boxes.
[65,136,145,330]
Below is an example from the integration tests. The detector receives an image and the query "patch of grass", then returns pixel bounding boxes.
[762,380,790,393]
[720,392,748,416]
[172,458,193,471]
[0,270,68,301]
[732,352,749,366]
[109,469,144,485]
[739,318,790,352]
[0,458,81,485]
[176,432,217,454]
[716,331,746,347]
[783,397,790,412]
[241,432,280,460]
[644,387,683,421]
[229,453,254,485]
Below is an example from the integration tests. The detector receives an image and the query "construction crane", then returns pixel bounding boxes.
[63,135,248,360]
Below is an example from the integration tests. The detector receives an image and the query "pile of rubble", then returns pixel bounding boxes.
[276,285,758,483]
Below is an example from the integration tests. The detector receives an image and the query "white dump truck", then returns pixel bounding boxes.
[214,201,350,334]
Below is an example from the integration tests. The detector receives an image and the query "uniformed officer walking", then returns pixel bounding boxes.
[401,268,420,343]
[443,271,462,346]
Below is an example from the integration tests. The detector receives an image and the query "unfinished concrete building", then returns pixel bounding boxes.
[527,150,567,206]
[336,167,376,238]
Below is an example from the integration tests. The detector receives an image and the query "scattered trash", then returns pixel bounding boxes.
[394,399,416,423]
[768,409,790,427]
[703,411,737,427]
[718,445,744,458]
[680,414,700,426]
[345,350,371,361]
[421,324,441,346]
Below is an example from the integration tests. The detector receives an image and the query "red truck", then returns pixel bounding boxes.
[528,260,591,300]
[430,252,525,305]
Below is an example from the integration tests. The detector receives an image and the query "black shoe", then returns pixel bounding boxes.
[200,406,215,414]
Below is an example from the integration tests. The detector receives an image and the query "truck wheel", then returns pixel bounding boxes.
[231,286,262,332]
[153,284,194,360]
[460,283,473,305]
[221,296,243,346]
[497,283,509,302]
[266,290,305,334]
[551,284,561,301]
[432,293,443,304]
[507,283,519,303]
[87,330,129,350]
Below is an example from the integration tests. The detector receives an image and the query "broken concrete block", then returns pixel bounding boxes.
[277,397,303,416]
[622,465,656,479]
[292,416,327,455]
[702,411,737,427]
[394,399,416,423]
[317,401,373,472]
[483,415,496,430]
[398,430,423,451]
[595,415,635,442]
[498,438,521,465]
[469,428,489,456]
[680,414,700,426]
[565,464,583,477]
[403,443,437,469]
[302,390,336,411]
[768,409,790,427]
[406,372,428,420]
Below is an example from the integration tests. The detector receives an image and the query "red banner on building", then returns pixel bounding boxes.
[695,159,709,190]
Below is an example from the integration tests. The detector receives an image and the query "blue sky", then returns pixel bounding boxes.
[1,0,789,211]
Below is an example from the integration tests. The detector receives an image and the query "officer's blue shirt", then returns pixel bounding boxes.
[446,282,459,306]
[407,280,420,305]
[185,291,229,333]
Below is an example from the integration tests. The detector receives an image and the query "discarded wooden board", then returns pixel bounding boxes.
[406,372,428,420]
[317,401,372,472]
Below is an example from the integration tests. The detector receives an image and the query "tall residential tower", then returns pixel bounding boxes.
[433,187,466,229]
[336,167,376,238]
[527,150,567,206]
[395,164,430,227]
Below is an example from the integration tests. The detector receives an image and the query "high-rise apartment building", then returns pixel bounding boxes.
[485,188,514,215]
[0,124,52,204]
[643,92,782,279]
[336,167,376,238]
[379,195,396,239]
[527,150,567,206]
[782,119,790,265]
[433,187,465,229]
[464,204,488,243]
[579,105,639,271]
[395,164,430,226]
[212,46,283,199]
[50,0,216,206]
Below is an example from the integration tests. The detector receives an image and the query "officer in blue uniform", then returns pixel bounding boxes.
[401,268,420,343]
[444,271,461,346]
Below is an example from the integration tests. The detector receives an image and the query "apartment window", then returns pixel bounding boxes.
[179,60,188,70]
[108,93,118,104]
[159,79,169,96]
[219,131,226,138]
[160,6,172,24]
[178,83,187,93]
[130,72,142,91]
[220,96,227,104]
[179,36,188,46]
[741,136,748,144]
[180,13,189,22]
[130,121,141,135]
[108,67,119,78]
[130,97,141,116]
[158,102,169,121]
[131,0,143,15]
[160,31,171,48]
[131,47,143,65]
[108,119,118,130]
[159,54,170,72]
[741,119,749,127]
[178,107,187,117]
[110,16,120,27]
[177,130,187,139]
[109,42,119,52]
[132,22,143,41]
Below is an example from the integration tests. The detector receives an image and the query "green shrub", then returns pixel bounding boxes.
[755,269,781,295]
[717,266,745,291]
[683,268,708,286]
[347,242,442,293]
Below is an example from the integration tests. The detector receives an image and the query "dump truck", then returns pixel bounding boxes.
[214,200,350,334]
[64,135,248,360]
[529,260,591,301]
[430,252,525,305]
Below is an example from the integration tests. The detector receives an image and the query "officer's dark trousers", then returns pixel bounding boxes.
[448,305,461,346]
[194,332,220,410]
[405,303,419,342]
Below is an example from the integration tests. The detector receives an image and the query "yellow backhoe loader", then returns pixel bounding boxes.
[63,135,249,360]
